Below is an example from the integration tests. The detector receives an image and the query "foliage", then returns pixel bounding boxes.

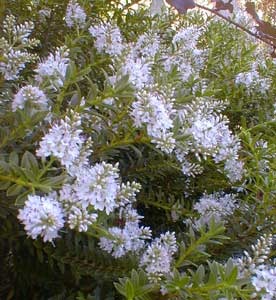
[0,0,276,299]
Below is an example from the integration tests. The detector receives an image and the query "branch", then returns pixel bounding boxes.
[195,3,276,49]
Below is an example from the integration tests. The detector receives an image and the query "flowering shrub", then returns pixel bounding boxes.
[0,0,276,299]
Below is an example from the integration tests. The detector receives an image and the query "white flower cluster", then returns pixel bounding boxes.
[65,0,87,29]
[193,192,237,228]
[120,50,153,89]
[234,234,273,277]
[99,208,152,258]
[89,22,124,57]
[73,162,120,214]
[140,231,177,283]
[164,25,206,82]
[252,265,276,300]
[35,46,70,90]
[36,112,85,172]
[235,62,271,94]
[12,85,49,112]
[131,89,176,153]
[0,15,39,80]
[59,183,98,232]
[134,32,160,58]
[116,181,142,206]
[18,193,65,242]
[177,98,244,182]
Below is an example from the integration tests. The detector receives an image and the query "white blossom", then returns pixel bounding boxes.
[120,51,152,89]
[67,205,97,232]
[177,98,243,181]
[140,232,177,282]
[193,192,237,227]
[18,193,65,242]
[89,22,124,57]
[117,181,142,206]
[37,112,85,171]
[252,265,276,300]
[65,0,87,29]
[135,32,160,58]
[0,48,36,80]
[74,162,120,214]
[99,208,151,258]
[131,89,174,139]
[0,15,38,80]
[12,85,49,111]
[235,62,271,94]
[35,46,70,89]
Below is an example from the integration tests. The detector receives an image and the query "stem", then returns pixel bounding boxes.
[175,226,225,268]
[196,3,276,48]
[0,174,50,190]
[37,156,55,180]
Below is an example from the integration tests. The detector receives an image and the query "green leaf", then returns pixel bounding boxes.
[6,184,23,197]
[0,160,10,173]
[9,151,19,166]
[0,181,11,190]
[21,151,39,173]
[125,279,134,300]
[41,175,67,187]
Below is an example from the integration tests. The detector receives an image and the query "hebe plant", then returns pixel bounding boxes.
[0,0,276,299]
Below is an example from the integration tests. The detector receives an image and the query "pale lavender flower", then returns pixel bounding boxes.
[99,208,151,258]
[193,192,237,227]
[65,0,87,29]
[18,193,65,242]
[36,112,84,171]
[0,48,35,80]
[35,46,70,89]
[0,15,39,80]
[67,205,97,232]
[121,51,152,89]
[74,162,120,214]
[140,232,177,282]
[252,265,276,300]
[235,62,271,94]
[135,32,160,58]
[89,22,124,57]
[131,90,174,138]
[12,85,49,111]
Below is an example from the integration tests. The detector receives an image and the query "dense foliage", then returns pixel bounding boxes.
[0,0,276,299]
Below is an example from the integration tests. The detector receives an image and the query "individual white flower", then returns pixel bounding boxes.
[177,98,243,181]
[18,193,65,242]
[12,85,49,111]
[65,0,87,29]
[36,112,84,171]
[35,46,70,89]
[89,22,124,57]
[140,232,177,282]
[74,162,120,214]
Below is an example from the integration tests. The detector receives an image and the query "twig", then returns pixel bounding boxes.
[195,3,276,49]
